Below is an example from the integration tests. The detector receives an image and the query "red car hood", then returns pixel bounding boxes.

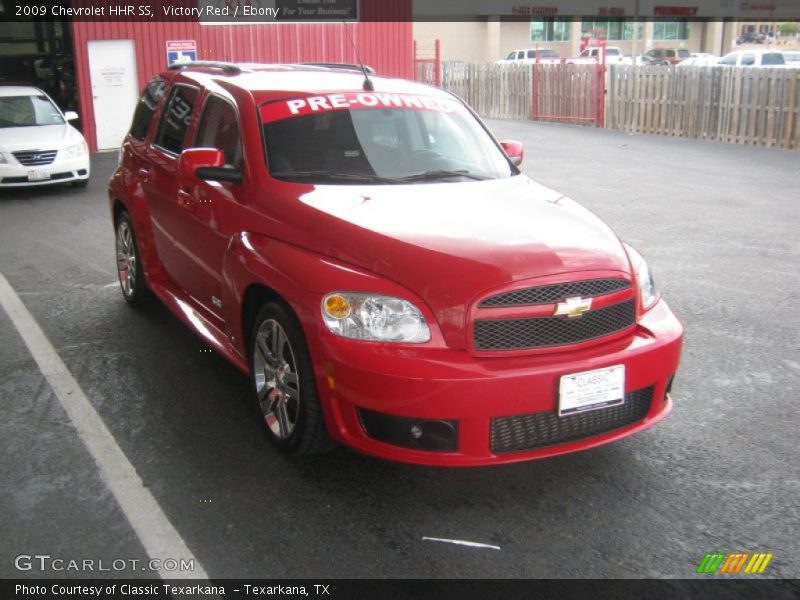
[289,174,632,347]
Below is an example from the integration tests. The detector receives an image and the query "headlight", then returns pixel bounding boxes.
[322,292,431,343]
[62,142,87,159]
[636,257,658,310]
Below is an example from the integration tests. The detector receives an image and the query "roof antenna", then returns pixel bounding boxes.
[343,22,374,91]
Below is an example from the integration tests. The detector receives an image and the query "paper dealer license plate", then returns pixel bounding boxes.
[28,170,51,181]
[558,365,625,416]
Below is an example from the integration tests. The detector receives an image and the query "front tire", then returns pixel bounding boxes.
[115,211,152,308]
[249,302,335,456]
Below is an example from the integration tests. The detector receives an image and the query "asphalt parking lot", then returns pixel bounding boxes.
[1,121,798,581]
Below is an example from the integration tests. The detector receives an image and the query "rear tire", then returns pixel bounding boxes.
[249,302,335,456]
[115,211,153,308]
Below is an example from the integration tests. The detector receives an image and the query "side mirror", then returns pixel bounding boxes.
[64,111,79,121]
[179,147,225,178]
[500,140,524,167]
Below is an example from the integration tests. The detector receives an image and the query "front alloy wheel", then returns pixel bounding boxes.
[249,302,335,455]
[253,318,301,440]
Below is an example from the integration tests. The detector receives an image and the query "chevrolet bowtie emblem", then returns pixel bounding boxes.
[554,296,592,318]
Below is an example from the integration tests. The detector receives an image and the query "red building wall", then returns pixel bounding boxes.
[71,0,413,151]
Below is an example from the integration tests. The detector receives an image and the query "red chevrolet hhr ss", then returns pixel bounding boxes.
[109,62,683,466]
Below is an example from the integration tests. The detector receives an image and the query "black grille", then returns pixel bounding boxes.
[474,299,635,351]
[13,150,57,166]
[491,386,653,454]
[479,278,631,307]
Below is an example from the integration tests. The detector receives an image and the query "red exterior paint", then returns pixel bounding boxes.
[108,65,683,466]
[72,0,412,151]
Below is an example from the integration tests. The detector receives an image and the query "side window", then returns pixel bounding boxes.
[194,96,242,167]
[527,50,535,59]
[516,51,525,59]
[720,54,737,65]
[741,54,755,66]
[130,78,166,140]
[154,86,198,155]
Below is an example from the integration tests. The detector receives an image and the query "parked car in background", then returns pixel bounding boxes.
[736,32,765,44]
[108,61,683,466]
[719,50,786,67]
[566,46,631,65]
[0,86,89,188]
[677,53,720,67]
[636,54,670,67]
[641,48,691,65]
[496,48,561,64]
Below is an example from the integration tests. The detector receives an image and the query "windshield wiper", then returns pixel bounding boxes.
[270,170,396,183]
[396,170,489,182]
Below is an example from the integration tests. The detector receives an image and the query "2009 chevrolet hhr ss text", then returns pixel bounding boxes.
[109,61,683,466]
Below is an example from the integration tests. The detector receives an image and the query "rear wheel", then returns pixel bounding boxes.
[249,302,335,456]
[115,211,152,307]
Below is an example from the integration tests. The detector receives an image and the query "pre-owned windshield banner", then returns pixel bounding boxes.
[260,92,468,123]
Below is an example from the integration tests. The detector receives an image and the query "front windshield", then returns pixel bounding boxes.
[261,92,514,184]
[0,95,64,128]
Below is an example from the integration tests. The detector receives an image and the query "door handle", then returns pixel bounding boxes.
[177,188,196,210]
[138,167,151,183]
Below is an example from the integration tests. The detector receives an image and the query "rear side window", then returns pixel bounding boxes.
[194,96,242,167]
[154,85,198,155]
[761,53,784,65]
[130,78,166,140]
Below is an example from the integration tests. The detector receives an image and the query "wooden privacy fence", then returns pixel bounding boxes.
[439,62,602,124]
[441,62,532,120]
[606,65,800,149]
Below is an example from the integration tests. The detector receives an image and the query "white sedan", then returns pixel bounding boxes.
[0,86,90,188]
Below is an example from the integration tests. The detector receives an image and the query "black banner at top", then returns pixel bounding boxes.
[2,0,800,22]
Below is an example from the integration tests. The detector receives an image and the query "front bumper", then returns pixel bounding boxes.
[0,155,90,187]
[311,299,683,466]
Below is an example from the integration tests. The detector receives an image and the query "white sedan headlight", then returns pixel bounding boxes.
[62,142,87,159]
[322,292,430,343]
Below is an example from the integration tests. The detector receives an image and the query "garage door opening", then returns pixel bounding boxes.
[0,19,79,127]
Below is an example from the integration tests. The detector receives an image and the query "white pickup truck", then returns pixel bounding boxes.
[718,50,787,67]
[566,46,632,65]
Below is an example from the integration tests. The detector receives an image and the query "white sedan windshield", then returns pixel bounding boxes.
[0,95,64,128]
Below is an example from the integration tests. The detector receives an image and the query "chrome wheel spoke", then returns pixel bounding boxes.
[274,400,291,439]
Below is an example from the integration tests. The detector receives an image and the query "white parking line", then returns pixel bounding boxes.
[422,536,501,550]
[0,271,208,580]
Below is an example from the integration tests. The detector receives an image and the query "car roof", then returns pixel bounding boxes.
[166,63,453,99]
[726,49,784,55]
[0,85,44,97]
